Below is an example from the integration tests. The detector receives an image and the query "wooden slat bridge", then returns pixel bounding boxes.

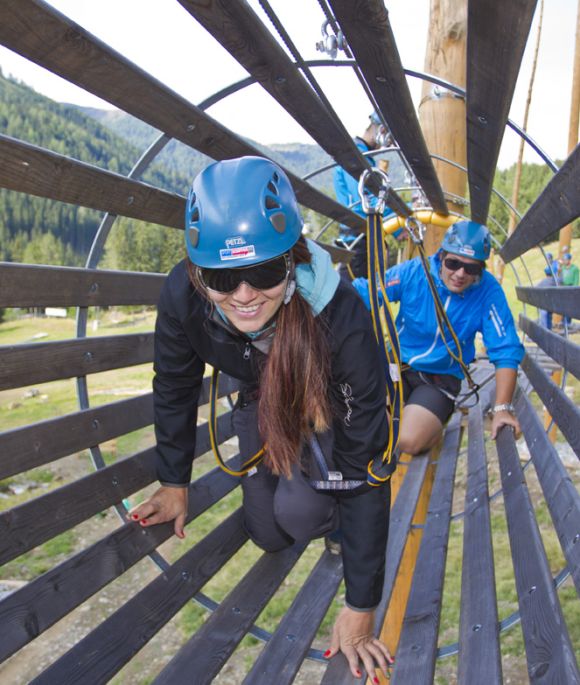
[0,1,579,683]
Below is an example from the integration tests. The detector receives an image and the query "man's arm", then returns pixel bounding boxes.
[490,367,520,439]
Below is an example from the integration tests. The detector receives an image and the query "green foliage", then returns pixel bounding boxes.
[489,161,580,245]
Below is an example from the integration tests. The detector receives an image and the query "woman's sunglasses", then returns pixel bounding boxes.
[199,254,290,294]
[443,257,484,277]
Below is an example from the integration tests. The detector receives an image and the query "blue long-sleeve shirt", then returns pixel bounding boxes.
[352,252,525,378]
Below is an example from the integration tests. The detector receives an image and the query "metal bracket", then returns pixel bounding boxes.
[358,167,391,215]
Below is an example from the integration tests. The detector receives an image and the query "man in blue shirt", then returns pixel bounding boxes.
[353,221,525,455]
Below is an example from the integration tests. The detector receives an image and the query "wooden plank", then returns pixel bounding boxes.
[0,394,153,480]
[0,134,184,229]
[242,550,342,685]
[514,389,580,595]
[0,333,155,390]
[0,412,235,567]
[328,0,448,214]
[458,402,502,684]
[0,373,238,481]
[501,144,580,263]
[30,511,248,685]
[177,0,371,185]
[466,0,537,223]
[496,426,580,682]
[320,452,432,685]
[391,415,461,685]
[0,0,363,231]
[154,542,307,685]
[0,462,239,662]
[521,354,580,460]
[519,314,580,381]
[516,286,580,320]
[0,448,155,567]
[0,262,165,308]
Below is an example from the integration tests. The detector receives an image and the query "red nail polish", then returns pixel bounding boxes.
[141,519,148,525]
[131,513,139,520]
[356,670,362,678]
[323,649,331,658]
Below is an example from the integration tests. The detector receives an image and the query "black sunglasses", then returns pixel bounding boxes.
[443,257,484,277]
[199,254,290,294]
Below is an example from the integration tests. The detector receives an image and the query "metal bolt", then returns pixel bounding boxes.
[472,624,482,632]
[375,75,387,83]
[573,534,580,544]
[529,585,537,594]
[89,282,99,293]
[127,196,134,206]
[181,571,190,581]
[473,496,478,503]
[186,123,196,131]
[478,115,488,124]
[286,634,296,642]
[507,471,512,477]
[111,476,119,486]
[232,607,241,614]
[275,75,286,84]
[84,352,93,362]
[92,419,100,430]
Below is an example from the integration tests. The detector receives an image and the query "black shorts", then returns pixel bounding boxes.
[402,368,462,424]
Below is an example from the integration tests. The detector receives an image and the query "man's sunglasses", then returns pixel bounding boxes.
[443,257,484,277]
[199,254,290,294]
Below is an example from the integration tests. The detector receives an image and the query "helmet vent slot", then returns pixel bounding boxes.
[267,180,278,195]
[270,212,286,233]
[265,196,281,210]
[272,172,280,183]
[190,208,200,222]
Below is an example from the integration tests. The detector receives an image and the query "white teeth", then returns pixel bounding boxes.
[235,304,260,313]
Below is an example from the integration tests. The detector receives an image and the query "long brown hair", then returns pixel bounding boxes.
[187,237,331,477]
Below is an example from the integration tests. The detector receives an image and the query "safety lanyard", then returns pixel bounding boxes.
[209,367,264,477]
[405,217,479,394]
[358,168,403,485]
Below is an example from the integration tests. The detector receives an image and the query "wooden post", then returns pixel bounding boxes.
[417,0,468,255]
[554,0,580,327]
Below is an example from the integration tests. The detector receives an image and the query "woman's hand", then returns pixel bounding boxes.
[127,485,189,539]
[324,606,394,681]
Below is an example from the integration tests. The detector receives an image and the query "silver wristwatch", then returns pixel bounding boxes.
[492,403,515,414]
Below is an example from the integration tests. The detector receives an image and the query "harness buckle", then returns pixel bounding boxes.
[405,216,424,245]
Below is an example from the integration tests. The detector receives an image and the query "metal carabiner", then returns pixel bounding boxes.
[405,215,425,245]
[358,167,391,215]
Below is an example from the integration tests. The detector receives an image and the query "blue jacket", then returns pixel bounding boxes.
[333,137,375,222]
[353,252,525,378]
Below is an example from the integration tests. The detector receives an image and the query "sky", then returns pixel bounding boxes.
[0,0,577,169]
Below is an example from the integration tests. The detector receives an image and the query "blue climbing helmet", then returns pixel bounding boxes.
[369,111,382,125]
[185,156,303,268]
[441,220,491,261]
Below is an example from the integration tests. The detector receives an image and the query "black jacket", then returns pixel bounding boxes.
[153,259,391,609]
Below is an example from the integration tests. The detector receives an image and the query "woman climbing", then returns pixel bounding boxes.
[353,220,525,456]
[128,156,395,681]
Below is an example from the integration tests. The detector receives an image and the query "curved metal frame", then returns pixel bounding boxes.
[72,55,571,664]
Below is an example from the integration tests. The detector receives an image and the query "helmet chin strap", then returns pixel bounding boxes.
[283,278,296,305]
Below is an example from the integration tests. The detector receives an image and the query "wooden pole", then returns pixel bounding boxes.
[417,0,467,256]
[496,0,544,284]
[556,0,580,278]
[378,3,467,673]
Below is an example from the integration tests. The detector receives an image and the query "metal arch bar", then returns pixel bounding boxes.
[436,567,571,660]
[187,60,559,177]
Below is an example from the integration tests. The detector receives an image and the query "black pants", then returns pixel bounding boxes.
[232,398,338,551]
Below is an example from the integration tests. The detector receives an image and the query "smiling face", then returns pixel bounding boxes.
[206,280,287,333]
[440,252,483,294]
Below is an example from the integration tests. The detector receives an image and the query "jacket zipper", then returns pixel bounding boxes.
[243,342,251,360]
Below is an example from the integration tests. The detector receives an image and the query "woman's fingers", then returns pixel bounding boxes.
[126,486,188,533]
